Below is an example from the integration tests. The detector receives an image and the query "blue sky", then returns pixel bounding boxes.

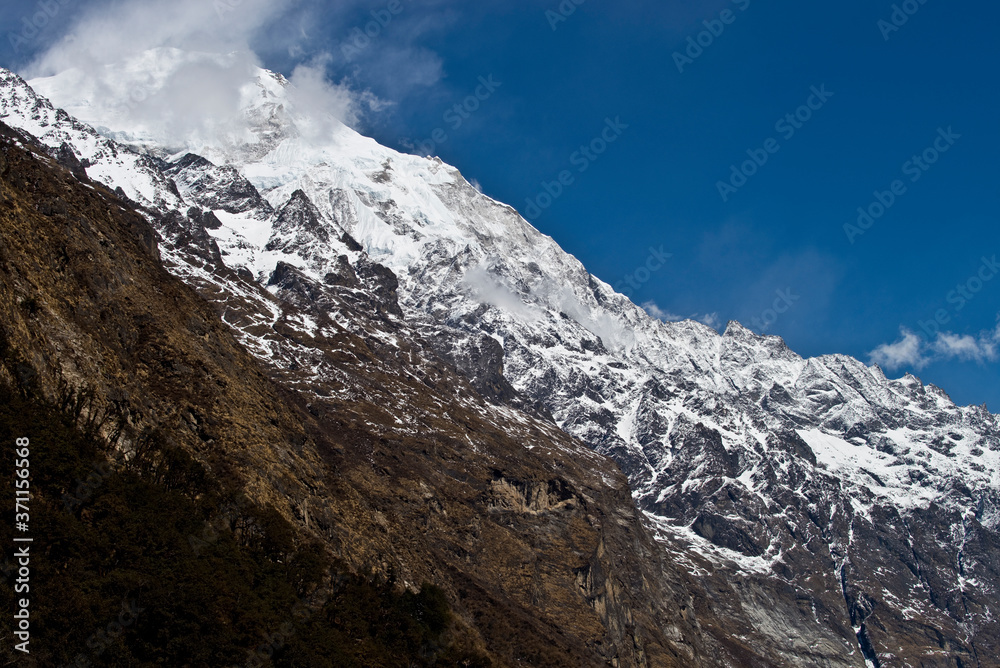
[3,0,998,410]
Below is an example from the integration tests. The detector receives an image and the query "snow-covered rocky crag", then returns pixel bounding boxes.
[4,50,998,666]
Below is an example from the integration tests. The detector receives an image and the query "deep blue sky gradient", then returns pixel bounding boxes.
[3,0,998,409]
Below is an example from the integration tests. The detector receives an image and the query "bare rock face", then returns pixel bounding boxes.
[163,152,274,216]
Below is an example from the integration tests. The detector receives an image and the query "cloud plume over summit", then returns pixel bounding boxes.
[22,0,390,149]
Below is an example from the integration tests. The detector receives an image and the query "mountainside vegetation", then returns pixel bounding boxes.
[0,370,482,667]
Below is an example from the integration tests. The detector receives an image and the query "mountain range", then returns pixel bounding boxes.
[1,49,998,666]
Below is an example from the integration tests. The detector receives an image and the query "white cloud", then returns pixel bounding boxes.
[460,266,537,322]
[870,329,929,370]
[642,302,721,331]
[870,318,1000,371]
[932,331,998,363]
[530,277,635,350]
[22,0,389,148]
[344,44,443,101]
[25,0,289,77]
[641,301,682,322]
[286,54,389,137]
[698,312,722,330]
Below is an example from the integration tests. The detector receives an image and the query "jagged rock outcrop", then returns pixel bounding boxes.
[163,152,274,216]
